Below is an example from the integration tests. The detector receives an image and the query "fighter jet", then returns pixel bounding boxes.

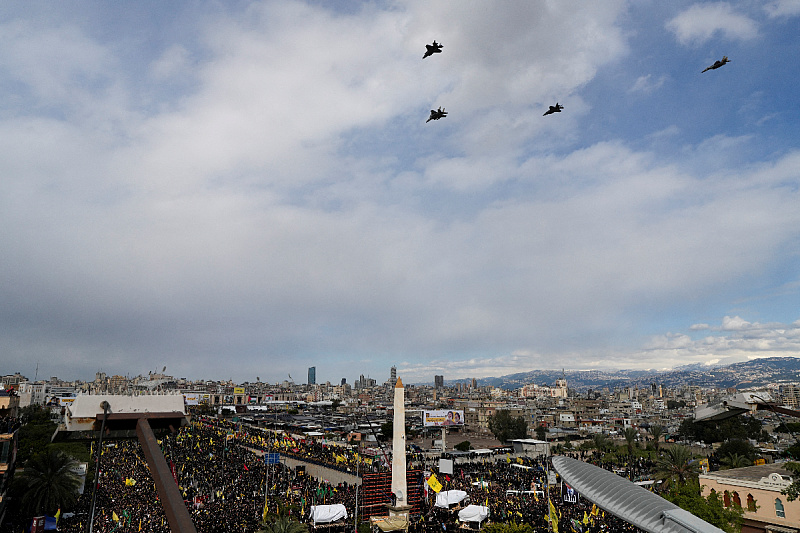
[426,107,447,122]
[423,40,443,59]
[702,56,730,73]
[543,103,564,116]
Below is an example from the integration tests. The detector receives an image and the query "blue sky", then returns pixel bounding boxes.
[2,1,800,385]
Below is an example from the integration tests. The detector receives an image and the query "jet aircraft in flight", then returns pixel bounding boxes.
[702,56,730,72]
[426,107,448,122]
[543,103,564,116]
[423,40,444,59]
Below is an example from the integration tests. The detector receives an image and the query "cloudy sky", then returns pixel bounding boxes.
[2,0,800,385]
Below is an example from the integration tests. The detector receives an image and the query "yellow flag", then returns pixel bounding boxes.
[583,512,589,525]
[263,501,269,521]
[427,474,443,493]
[55,509,61,523]
[549,500,559,533]
[112,512,120,523]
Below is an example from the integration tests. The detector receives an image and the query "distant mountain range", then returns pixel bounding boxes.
[440,356,800,392]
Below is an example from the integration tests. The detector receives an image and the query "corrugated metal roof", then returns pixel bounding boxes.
[551,456,726,533]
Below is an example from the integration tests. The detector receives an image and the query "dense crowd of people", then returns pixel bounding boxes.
[56,416,647,533]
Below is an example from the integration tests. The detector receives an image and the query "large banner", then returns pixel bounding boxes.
[184,394,199,406]
[423,410,464,427]
[562,482,579,504]
[59,396,76,407]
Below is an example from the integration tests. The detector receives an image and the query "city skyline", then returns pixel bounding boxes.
[2,1,800,384]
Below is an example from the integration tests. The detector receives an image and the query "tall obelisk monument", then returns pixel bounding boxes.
[390,378,411,517]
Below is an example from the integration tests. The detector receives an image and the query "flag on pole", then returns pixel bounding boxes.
[549,499,559,533]
[427,474,443,493]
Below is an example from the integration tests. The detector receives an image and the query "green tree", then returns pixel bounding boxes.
[781,462,800,501]
[680,417,767,445]
[12,450,81,518]
[591,433,612,452]
[454,440,472,452]
[380,420,393,442]
[259,516,309,533]
[648,425,664,452]
[716,439,757,462]
[663,480,743,533]
[16,405,58,466]
[667,400,687,409]
[483,522,536,533]
[720,453,751,470]
[785,441,800,460]
[535,426,547,441]
[623,427,638,456]
[654,445,699,491]
[488,410,528,444]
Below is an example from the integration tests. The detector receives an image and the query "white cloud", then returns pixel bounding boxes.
[666,2,758,45]
[149,45,192,80]
[765,0,800,18]
[1,1,800,383]
[721,316,752,330]
[629,74,667,94]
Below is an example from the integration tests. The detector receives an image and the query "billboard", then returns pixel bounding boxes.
[423,410,464,427]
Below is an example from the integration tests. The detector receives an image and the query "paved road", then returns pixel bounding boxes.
[250,448,362,486]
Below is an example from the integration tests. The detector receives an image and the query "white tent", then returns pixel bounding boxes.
[458,505,489,524]
[435,490,468,508]
[310,504,348,524]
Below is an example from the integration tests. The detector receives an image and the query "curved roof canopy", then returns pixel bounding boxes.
[552,456,726,533]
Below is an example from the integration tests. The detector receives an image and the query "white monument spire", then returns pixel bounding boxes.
[391,378,408,508]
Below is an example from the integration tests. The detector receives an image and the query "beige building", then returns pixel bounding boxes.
[700,463,800,533]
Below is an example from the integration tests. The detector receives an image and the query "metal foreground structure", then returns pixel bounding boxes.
[53,395,197,533]
[694,392,800,423]
[552,456,727,533]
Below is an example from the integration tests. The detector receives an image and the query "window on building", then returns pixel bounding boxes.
[747,494,756,512]
[723,491,731,507]
[775,498,785,518]
[732,492,741,508]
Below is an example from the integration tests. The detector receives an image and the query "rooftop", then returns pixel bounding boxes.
[701,462,794,483]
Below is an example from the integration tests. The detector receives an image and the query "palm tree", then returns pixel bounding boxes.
[259,516,309,533]
[721,453,751,470]
[647,425,664,452]
[13,450,81,517]
[654,445,699,491]
[623,428,638,456]
[592,433,611,452]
